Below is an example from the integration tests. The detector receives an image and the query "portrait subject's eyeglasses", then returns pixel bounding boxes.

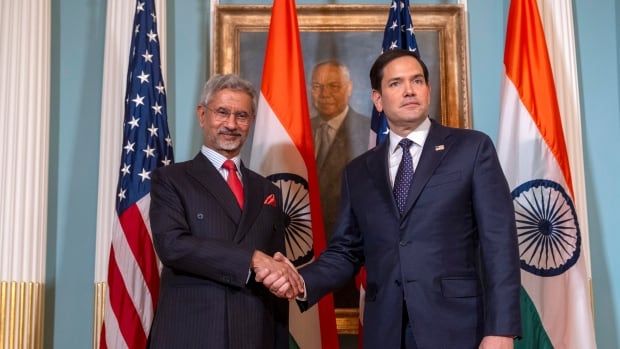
[205,106,252,125]
[311,83,344,93]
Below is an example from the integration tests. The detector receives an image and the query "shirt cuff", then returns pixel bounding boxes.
[296,278,308,301]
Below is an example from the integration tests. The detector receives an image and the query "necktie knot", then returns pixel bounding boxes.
[223,160,243,208]
[222,159,237,172]
[398,138,414,151]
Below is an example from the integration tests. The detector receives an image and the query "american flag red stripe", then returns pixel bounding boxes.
[101,0,173,347]
[106,247,148,348]
[118,204,160,305]
[100,325,107,349]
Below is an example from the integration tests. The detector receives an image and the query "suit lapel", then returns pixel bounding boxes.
[186,154,242,224]
[366,141,400,220]
[401,121,452,219]
[319,112,354,171]
[233,163,263,242]
[320,123,344,172]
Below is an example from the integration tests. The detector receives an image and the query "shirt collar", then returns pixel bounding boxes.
[388,117,431,154]
[201,145,242,172]
[318,105,349,131]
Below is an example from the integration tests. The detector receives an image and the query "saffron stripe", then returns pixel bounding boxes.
[107,246,147,348]
[118,203,160,306]
[503,0,574,197]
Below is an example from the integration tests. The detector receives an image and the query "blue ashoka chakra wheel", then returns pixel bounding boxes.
[266,173,314,267]
[511,179,581,277]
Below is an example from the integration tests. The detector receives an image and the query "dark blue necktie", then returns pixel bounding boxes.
[393,138,414,215]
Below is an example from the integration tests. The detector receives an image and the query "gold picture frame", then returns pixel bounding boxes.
[213,4,470,129]
[213,4,470,334]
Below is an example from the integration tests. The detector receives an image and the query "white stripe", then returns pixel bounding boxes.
[249,93,308,178]
[103,291,129,349]
[498,77,568,188]
[289,302,322,348]
[111,204,155,335]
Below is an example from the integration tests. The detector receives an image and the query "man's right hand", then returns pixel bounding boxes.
[252,250,304,299]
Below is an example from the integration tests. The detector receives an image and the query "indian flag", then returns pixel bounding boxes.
[248,0,339,347]
[498,0,597,348]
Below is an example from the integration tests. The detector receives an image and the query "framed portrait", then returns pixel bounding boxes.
[213,4,470,334]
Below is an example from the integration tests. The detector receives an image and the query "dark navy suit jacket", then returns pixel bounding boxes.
[300,120,521,348]
[148,154,288,349]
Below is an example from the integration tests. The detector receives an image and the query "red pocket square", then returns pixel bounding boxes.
[263,194,277,207]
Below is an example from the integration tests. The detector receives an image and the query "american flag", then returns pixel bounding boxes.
[370,0,420,146]
[101,0,173,348]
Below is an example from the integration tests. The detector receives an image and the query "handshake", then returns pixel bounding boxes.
[251,250,305,300]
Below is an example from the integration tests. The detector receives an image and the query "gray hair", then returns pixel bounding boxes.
[311,60,351,81]
[198,74,258,115]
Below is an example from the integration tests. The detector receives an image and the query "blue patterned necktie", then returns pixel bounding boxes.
[393,138,414,215]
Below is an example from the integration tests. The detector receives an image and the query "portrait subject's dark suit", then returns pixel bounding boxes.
[311,108,369,308]
[312,108,370,240]
[148,153,288,349]
[300,120,521,348]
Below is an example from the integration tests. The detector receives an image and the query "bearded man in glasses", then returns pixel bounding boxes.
[148,74,303,348]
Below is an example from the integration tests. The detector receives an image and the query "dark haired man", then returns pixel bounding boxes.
[268,50,522,348]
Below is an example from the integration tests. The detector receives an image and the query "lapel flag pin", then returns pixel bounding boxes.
[435,145,445,151]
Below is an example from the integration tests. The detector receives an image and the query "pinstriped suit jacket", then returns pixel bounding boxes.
[148,153,288,349]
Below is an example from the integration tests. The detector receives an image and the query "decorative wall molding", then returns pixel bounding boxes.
[0,282,44,349]
[0,0,51,283]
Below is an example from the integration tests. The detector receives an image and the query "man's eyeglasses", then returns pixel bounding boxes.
[205,106,252,125]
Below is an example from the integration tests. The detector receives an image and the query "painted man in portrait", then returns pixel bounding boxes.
[310,60,370,308]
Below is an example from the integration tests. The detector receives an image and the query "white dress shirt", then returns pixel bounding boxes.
[387,117,431,188]
[201,145,243,184]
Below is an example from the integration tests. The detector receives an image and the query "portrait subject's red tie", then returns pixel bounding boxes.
[223,159,244,208]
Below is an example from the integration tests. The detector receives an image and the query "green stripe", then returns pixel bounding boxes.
[515,287,554,349]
